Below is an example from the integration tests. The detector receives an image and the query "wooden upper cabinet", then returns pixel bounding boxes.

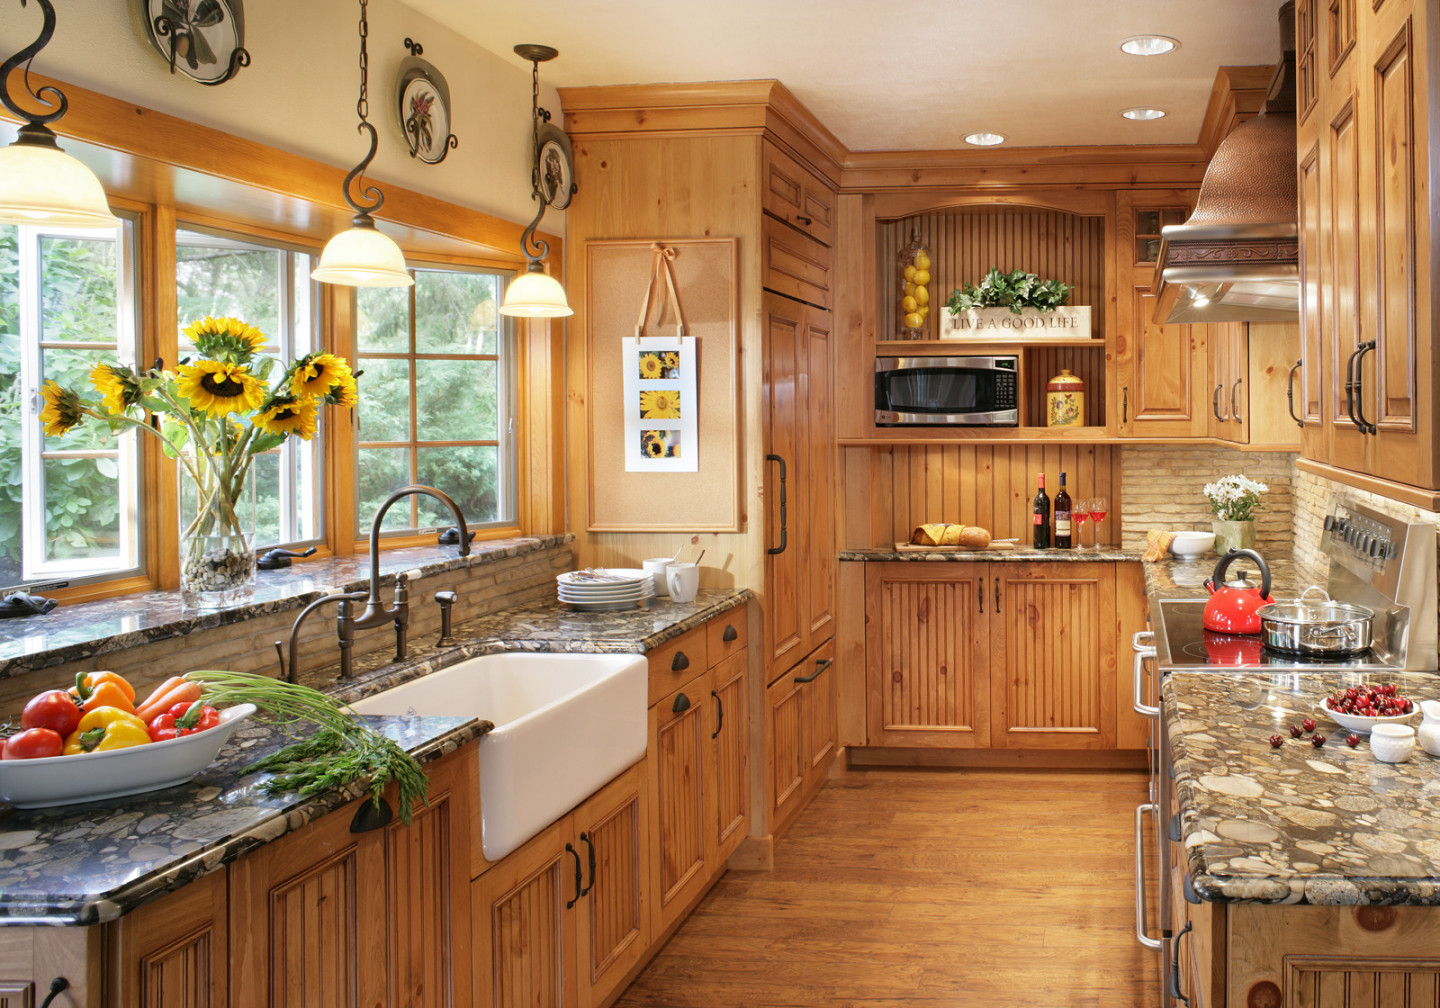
[762,215,832,308]
[762,141,835,246]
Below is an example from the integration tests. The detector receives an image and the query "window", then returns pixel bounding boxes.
[0,219,141,589]
[175,228,322,550]
[355,267,515,535]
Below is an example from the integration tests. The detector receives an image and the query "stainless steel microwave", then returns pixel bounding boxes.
[874,355,1019,426]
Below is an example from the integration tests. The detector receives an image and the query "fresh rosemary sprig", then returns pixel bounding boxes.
[185,670,430,822]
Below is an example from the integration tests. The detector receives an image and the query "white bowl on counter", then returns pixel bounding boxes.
[1320,696,1418,734]
[0,703,256,808]
[1170,531,1216,559]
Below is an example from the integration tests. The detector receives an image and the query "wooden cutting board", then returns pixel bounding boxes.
[892,541,1019,551]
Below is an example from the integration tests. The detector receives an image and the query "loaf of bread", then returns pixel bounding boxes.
[910,523,992,549]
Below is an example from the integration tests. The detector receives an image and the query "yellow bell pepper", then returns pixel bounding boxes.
[62,706,151,755]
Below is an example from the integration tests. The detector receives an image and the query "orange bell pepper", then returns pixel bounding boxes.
[68,672,136,714]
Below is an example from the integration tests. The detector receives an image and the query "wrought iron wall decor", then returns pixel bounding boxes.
[395,38,458,165]
[138,0,250,86]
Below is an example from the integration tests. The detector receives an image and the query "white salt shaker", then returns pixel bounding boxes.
[1371,723,1417,763]
[1417,700,1440,756]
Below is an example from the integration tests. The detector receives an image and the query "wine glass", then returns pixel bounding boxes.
[1089,496,1109,551]
[1072,500,1089,550]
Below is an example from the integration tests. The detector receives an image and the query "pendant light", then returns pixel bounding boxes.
[499,45,572,318]
[0,0,119,229]
[312,0,413,288]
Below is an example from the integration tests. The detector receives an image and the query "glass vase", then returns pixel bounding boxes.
[179,447,256,610]
[1211,518,1256,557]
[897,226,931,339]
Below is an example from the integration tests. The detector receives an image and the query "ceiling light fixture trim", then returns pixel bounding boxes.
[1121,107,1167,121]
[1120,35,1180,57]
[963,131,1007,147]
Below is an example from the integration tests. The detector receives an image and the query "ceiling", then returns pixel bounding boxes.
[404,0,1286,152]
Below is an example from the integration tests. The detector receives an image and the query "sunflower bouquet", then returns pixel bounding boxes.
[39,316,358,604]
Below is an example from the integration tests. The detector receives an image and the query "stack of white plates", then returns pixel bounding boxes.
[557,568,654,611]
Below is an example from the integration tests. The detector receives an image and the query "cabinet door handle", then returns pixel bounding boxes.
[39,979,69,1008]
[1212,383,1227,421]
[795,214,812,226]
[671,650,690,672]
[1354,340,1376,435]
[766,453,788,555]
[722,623,738,642]
[579,831,596,897]
[1344,343,1364,431]
[978,579,984,614]
[1167,920,1194,1006]
[1286,359,1303,428]
[711,689,723,738]
[994,577,1001,613]
[1230,377,1243,424]
[672,691,691,714]
[565,842,583,909]
[794,657,831,684]
[1121,385,1128,425]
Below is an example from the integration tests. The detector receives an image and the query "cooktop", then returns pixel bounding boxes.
[1153,599,1399,672]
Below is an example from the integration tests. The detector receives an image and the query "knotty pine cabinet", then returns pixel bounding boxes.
[1296,0,1440,504]
[471,760,648,1008]
[1207,321,1302,448]
[764,638,837,833]
[864,562,1146,751]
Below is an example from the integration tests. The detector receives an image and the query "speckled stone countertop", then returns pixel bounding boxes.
[840,547,1141,562]
[0,535,571,680]
[1165,669,1440,905]
[1143,553,1324,604]
[0,587,751,925]
[0,714,489,926]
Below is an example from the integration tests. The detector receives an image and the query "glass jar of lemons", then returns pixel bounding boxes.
[897,226,931,339]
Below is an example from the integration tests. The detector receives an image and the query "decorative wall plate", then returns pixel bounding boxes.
[396,49,459,165]
[138,0,250,86]
[536,122,576,210]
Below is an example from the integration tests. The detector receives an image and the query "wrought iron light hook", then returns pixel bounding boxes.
[340,0,383,220]
[514,43,558,266]
[1,0,67,141]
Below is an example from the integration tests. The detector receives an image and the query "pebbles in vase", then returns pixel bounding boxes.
[182,539,256,600]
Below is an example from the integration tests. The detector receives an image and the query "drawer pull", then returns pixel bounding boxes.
[722,623,738,642]
[795,214,812,226]
[672,691,692,714]
[794,657,831,684]
[1168,920,1193,1006]
[671,651,690,672]
[40,979,69,1008]
[350,796,393,833]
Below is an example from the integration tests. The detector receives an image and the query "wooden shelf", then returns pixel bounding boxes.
[841,426,1112,445]
[876,337,1106,352]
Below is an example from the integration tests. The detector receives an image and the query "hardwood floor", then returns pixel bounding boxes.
[615,766,1157,1008]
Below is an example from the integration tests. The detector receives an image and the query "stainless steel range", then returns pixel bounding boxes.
[1130,500,1437,1008]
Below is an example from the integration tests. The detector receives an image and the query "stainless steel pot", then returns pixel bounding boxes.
[1256,598,1375,656]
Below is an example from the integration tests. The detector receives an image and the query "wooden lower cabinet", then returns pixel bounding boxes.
[765,638,836,831]
[472,760,648,1008]
[865,561,1126,751]
[710,649,749,863]
[649,671,714,936]
[111,870,229,1008]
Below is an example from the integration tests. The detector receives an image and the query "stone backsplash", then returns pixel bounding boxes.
[1291,468,1440,572]
[1119,445,1297,555]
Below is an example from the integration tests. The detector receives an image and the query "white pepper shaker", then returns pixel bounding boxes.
[1371,723,1417,763]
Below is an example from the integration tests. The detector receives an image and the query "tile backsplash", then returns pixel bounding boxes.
[1291,468,1440,572]
[1119,445,1297,554]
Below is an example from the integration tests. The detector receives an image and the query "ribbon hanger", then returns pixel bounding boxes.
[634,243,687,344]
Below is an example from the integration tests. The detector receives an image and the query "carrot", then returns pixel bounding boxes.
[135,680,202,725]
[136,676,186,715]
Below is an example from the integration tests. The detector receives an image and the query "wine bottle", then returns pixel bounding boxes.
[1054,472,1072,549]
[1031,473,1050,549]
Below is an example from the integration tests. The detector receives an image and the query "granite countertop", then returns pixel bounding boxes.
[0,535,571,680]
[840,547,1141,562]
[1165,669,1440,905]
[0,587,752,926]
[1143,553,1325,604]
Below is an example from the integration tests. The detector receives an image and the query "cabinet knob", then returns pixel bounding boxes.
[722,623,738,642]
[672,691,692,714]
[671,650,690,672]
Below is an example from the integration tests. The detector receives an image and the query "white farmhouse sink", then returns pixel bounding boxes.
[350,651,647,861]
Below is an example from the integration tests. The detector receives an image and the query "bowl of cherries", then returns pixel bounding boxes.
[1321,683,1417,733]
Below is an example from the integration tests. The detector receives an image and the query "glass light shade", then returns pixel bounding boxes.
[0,139,119,228]
[311,218,414,287]
[499,267,573,318]
[1120,35,1179,56]
[963,132,1007,147]
[1121,107,1167,121]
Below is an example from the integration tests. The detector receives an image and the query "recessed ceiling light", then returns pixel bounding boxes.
[1121,107,1167,121]
[964,132,1007,147]
[1120,35,1180,56]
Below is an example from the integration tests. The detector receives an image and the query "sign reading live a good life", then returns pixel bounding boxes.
[940,305,1092,338]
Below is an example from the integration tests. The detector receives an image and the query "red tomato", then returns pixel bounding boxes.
[21,690,81,737]
[3,728,63,760]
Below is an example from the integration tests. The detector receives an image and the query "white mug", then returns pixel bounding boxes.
[666,562,700,603]
[642,557,673,597]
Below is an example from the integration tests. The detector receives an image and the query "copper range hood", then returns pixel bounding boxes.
[1154,1,1298,324]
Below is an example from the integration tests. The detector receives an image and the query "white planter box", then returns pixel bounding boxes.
[939,304,1092,339]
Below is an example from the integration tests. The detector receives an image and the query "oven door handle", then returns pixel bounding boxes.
[1134,802,1162,950]
[1132,632,1159,719]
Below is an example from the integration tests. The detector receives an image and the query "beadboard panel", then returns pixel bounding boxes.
[841,444,1122,548]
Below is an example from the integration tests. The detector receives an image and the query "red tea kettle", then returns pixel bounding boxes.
[1202,549,1275,635]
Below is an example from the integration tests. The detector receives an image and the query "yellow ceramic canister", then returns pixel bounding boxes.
[1046,369,1086,427]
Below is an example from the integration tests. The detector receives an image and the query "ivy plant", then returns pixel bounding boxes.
[944,268,1074,315]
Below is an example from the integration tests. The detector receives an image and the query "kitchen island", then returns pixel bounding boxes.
[1162,669,1440,1006]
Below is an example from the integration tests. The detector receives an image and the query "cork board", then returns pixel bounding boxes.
[586,238,740,531]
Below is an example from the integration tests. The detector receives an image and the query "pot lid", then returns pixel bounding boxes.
[1256,600,1375,624]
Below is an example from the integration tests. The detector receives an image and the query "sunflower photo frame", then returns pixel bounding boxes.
[623,336,696,472]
